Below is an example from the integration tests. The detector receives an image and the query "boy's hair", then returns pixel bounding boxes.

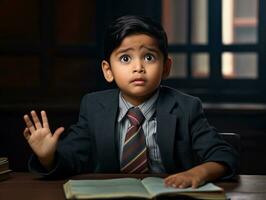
[103,15,168,62]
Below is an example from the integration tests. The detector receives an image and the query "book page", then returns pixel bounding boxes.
[63,178,151,199]
[141,177,223,198]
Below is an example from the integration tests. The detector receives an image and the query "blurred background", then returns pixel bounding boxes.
[0,0,266,174]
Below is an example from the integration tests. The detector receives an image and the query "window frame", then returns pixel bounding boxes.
[161,0,266,103]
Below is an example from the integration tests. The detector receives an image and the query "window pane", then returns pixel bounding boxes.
[222,52,257,79]
[191,53,209,78]
[222,0,258,44]
[55,0,96,44]
[162,0,187,44]
[0,0,40,45]
[168,53,187,78]
[191,0,208,44]
[0,56,40,88]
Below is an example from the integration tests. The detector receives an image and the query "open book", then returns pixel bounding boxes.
[63,177,226,200]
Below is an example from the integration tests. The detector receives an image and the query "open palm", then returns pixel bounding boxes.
[23,110,64,166]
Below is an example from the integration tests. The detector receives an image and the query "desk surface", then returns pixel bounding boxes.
[0,173,266,200]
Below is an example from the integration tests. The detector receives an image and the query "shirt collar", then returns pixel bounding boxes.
[118,89,159,122]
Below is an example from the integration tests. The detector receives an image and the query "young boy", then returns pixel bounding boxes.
[23,15,238,188]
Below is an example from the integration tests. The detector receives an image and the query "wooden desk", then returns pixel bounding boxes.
[0,173,266,200]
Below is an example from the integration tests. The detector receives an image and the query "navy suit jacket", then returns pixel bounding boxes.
[29,86,239,178]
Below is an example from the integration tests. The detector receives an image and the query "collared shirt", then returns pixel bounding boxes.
[117,90,165,173]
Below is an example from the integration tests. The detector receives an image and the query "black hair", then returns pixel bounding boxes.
[103,15,168,62]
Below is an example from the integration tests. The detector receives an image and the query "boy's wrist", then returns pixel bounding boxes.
[187,165,208,185]
[38,154,55,171]
[192,162,227,183]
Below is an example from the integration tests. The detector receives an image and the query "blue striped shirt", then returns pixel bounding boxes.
[117,90,165,173]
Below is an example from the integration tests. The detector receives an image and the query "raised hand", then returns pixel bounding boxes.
[23,110,64,169]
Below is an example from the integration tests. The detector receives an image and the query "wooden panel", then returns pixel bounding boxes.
[55,0,96,44]
[0,56,40,88]
[53,57,98,90]
[0,0,40,44]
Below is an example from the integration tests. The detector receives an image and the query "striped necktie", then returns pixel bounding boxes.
[120,107,149,173]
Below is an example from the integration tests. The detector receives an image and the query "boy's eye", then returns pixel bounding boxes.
[120,55,131,63]
[144,54,155,62]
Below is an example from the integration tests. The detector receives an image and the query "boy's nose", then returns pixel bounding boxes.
[133,60,145,73]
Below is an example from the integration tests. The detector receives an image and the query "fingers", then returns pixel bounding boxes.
[164,175,177,187]
[23,110,49,132]
[164,176,181,188]
[41,110,50,129]
[53,127,64,140]
[164,175,192,189]
[23,127,31,140]
[23,114,36,133]
[191,179,201,189]
[178,180,191,188]
[31,110,42,129]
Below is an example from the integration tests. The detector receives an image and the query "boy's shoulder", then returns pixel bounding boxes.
[81,88,119,104]
[159,86,203,114]
[80,86,201,107]
[160,85,200,103]
[83,88,119,98]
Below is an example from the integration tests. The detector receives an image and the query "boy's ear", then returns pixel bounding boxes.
[101,60,114,82]
[162,57,172,79]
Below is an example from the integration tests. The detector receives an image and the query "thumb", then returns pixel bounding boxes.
[53,127,64,140]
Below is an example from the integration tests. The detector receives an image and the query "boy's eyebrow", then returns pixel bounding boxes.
[114,47,134,55]
[141,46,160,54]
[114,45,160,55]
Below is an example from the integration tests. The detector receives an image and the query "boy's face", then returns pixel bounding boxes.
[102,34,171,106]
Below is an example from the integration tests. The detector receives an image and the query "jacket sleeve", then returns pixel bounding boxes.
[189,98,240,179]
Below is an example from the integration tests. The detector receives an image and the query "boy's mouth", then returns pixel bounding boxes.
[131,78,146,85]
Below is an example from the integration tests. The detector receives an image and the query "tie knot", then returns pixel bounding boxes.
[127,107,144,126]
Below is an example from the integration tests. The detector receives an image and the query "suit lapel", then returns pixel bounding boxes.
[94,90,120,172]
[93,87,183,173]
[156,88,182,173]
